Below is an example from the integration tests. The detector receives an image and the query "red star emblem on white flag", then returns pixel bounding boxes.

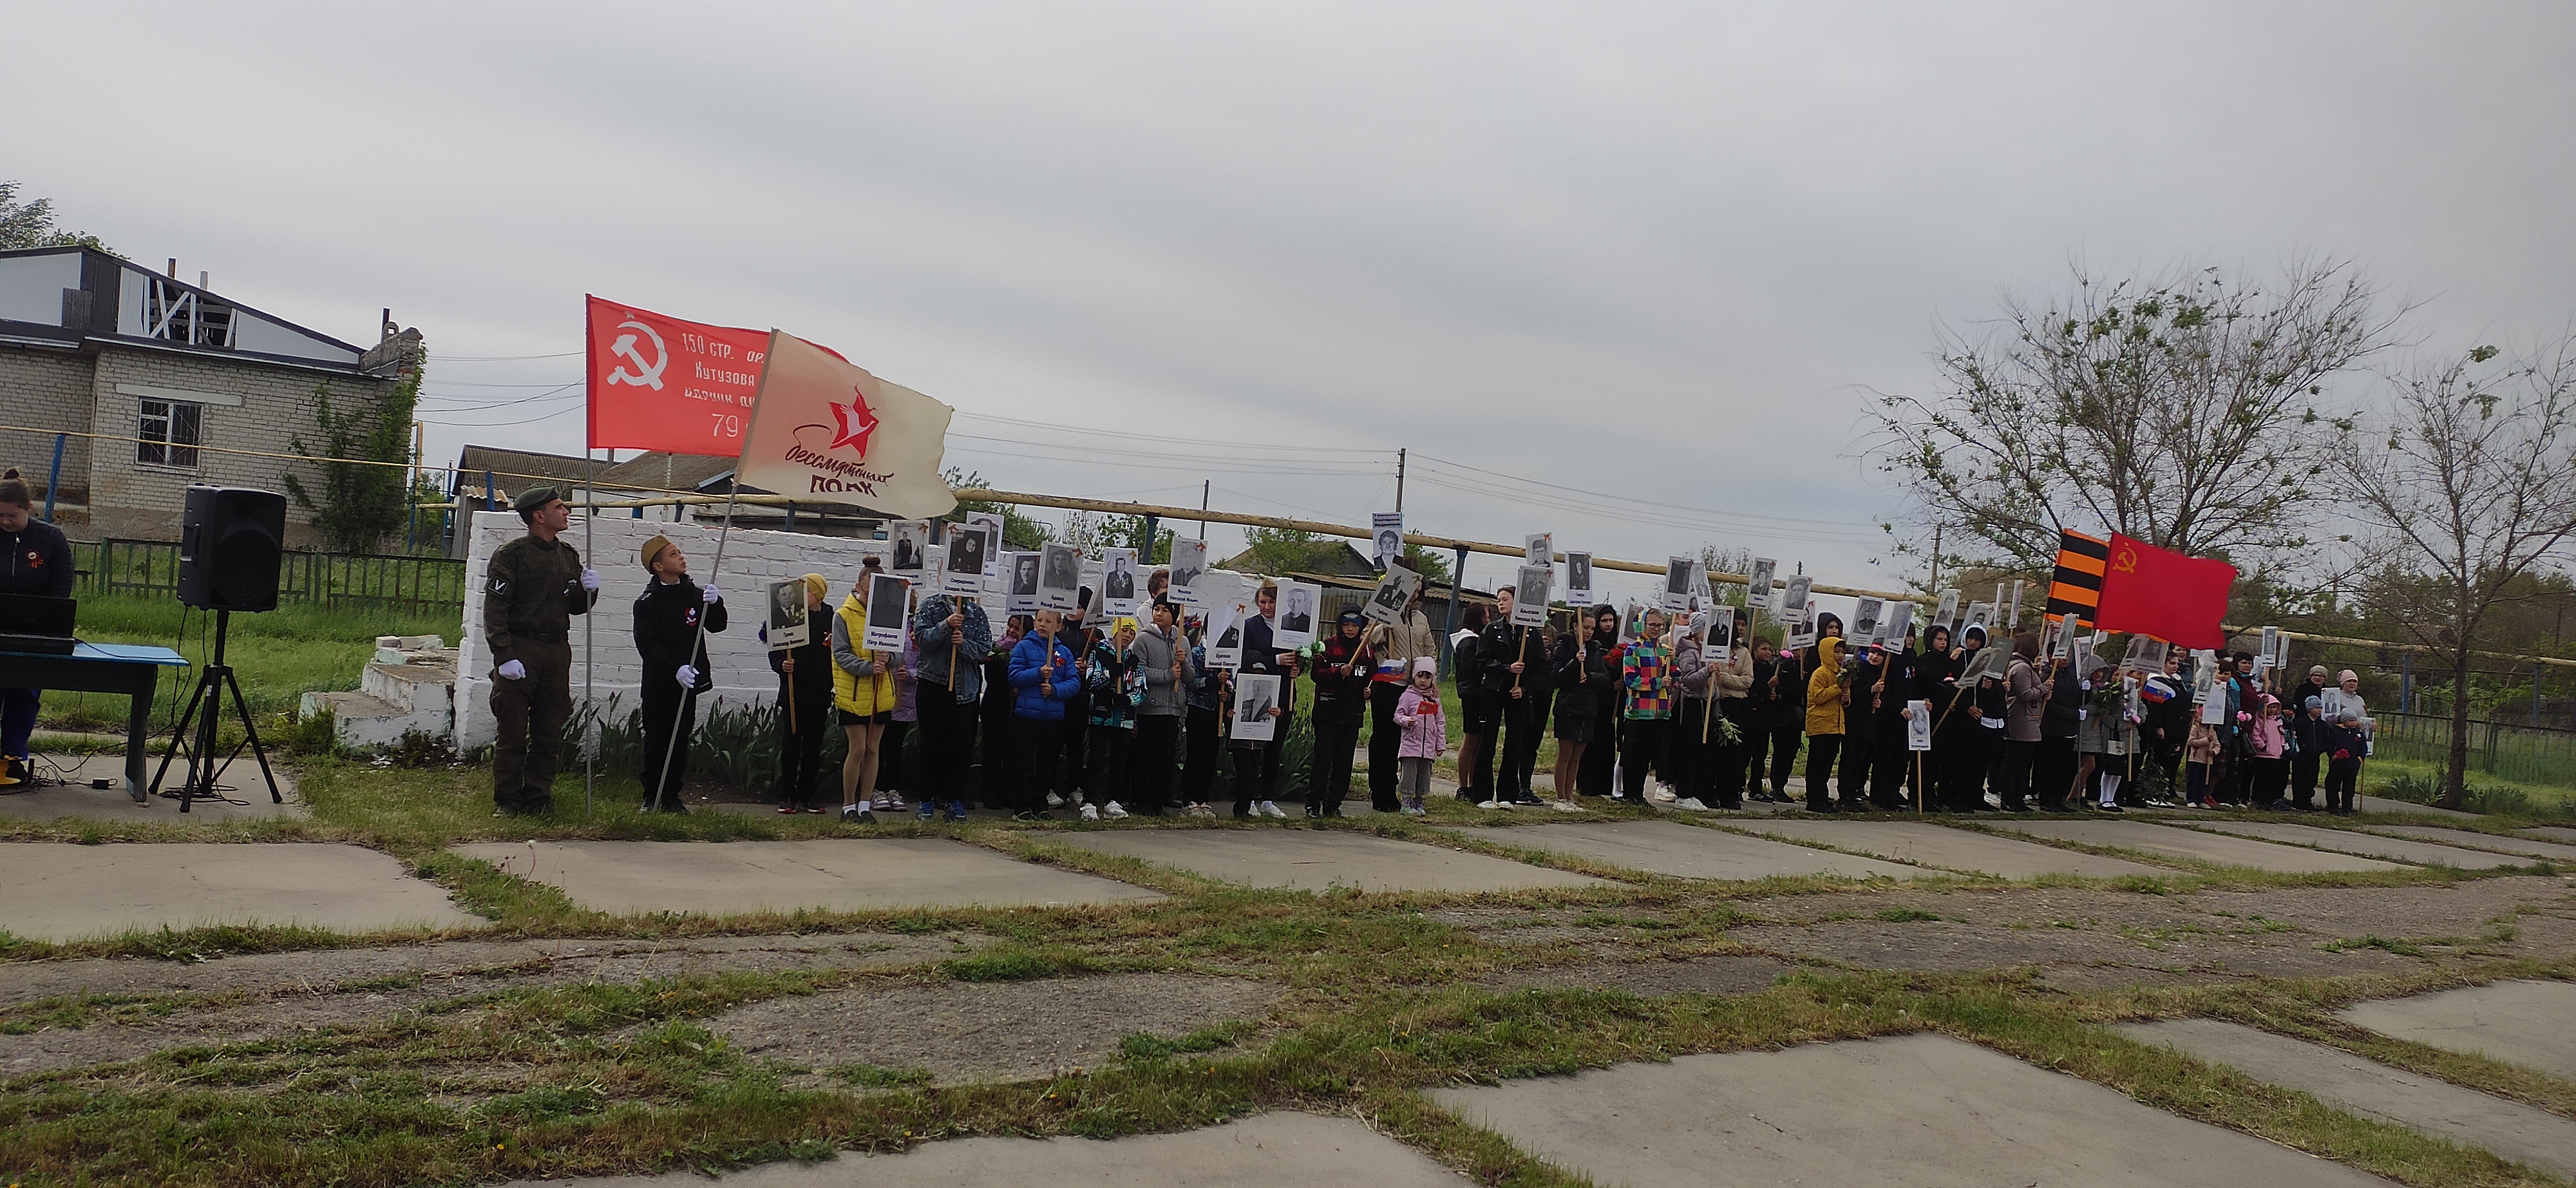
[827,390,878,454]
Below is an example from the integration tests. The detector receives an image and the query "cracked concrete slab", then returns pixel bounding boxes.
[1050,829,1611,894]
[448,838,1163,915]
[1727,818,2166,878]
[2170,821,2529,869]
[0,842,478,943]
[1984,819,2410,873]
[1441,820,1922,882]
[2366,828,2576,865]
[2337,979,2576,1082]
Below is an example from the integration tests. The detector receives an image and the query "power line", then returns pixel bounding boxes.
[1410,452,1880,533]
[954,411,1388,457]
[427,351,582,361]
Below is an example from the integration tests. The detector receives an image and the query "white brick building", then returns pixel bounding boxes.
[0,246,413,545]
[455,511,893,750]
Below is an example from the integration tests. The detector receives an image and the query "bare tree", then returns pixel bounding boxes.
[2340,338,2576,807]
[1871,259,2397,577]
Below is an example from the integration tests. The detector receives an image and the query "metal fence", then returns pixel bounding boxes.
[77,539,467,613]
[2371,710,2576,787]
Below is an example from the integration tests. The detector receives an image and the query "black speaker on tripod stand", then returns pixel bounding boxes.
[151,486,287,812]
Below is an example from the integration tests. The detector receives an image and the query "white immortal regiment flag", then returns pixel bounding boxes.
[733,329,956,519]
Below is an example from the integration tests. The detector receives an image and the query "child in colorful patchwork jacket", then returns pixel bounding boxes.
[1392,657,1446,816]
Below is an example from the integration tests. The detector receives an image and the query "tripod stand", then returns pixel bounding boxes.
[149,609,282,812]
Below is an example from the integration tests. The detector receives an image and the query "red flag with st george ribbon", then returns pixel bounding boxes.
[584,296,772,455]
[2093,533,2237,649]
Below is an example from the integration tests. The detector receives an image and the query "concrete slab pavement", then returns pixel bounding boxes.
[2338,980,2576,1082]
[448,839,1164,915]
[2117,1018,2576,1178]
[0,842,480,943]
[1441,820,1922,882]
[2358,796,2481,819]
[0,753,306,823]
[2170,821,2529,870]
[497,1111,1464,1188]
[2367,827,2576,865]
[1051,829,1613,894]
[2523,827,2576,845]
[1727,818,2166,878]
[1985,818,2410,873]
[1432,1032,2395,1187]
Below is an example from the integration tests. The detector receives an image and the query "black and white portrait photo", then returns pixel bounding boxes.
[1513,565,1549,627]
[1370,512,1403,571]
[965,512,1005,575]
[1037,542,1081,611]
[1274,580,1320,649]
[1363,564,1420,626]
[1009,552,1041,612]
[1781,575,1813,624]
[1104,548,1137,604]
[890,520,929,573]
[1748,557,1776,609]
[1850,597,1882,643]
[943,528,985,597]
[1231,674,1281,742]
[1168,538,1208,604]
[1663,556,1693,610]
[1935,589,1961,629]
[1703,607,1734,664]
[862,572,911,651]
[1565,551,1593,603]
[767,578,811,649]
[1883,600,1915,646]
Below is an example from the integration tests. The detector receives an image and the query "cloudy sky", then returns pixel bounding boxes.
[9,3,2571,611]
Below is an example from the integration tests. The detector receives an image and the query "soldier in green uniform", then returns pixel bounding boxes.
[483,486,600,816]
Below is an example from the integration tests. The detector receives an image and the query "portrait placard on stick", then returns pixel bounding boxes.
[1201,573,1247,669]
[1371,513,1404,573]
[1850,597,1884,644]
[1662,557,1694,611]
[1524,533,1553,567]
[2259,626,2280,669]
[1273,580,1321,651]
[940,528,986,598]
[1565,551,1595,605]
[1935,589,1960,629]
[2120,635,2168,675]
[1907,700,1933,750]
[1512,566,1551,628]
[1780,575,1813,624]
[1036,542,1082,611]
[2007,579,2025,629]
[1748,558,1776,609]
[1230,674,1281,742]
[1703,608,1735,665]
[1883,601,1915,647]
[767,579,812,649]
[862,573,911,652]
[889,520,931,575]
[1786,624,1818,652]
[2038,615,2065,667]
[1964,602,1994,640]
[965,512,1005,575]
[1362,564,1421,626]
[1168,537,1209,604]
[1101,548,1141,617]
[1007,552,1040,613]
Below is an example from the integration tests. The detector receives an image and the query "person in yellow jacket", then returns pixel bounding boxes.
[831,562,901,823]
[1803,618,1850,812]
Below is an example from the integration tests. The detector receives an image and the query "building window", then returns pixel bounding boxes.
[138,399,202,468]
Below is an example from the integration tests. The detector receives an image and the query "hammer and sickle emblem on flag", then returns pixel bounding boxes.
[2111,541,2139,575]
[605,318,668,390]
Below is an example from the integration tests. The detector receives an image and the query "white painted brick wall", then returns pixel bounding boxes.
[455,511,887,749]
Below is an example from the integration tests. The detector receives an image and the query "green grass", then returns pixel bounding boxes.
[37,593,458,737]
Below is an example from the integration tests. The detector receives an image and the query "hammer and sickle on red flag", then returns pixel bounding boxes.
[2111,541,2139,575]
[827,390,878,454]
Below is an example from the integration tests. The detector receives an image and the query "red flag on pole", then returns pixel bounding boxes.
[2093,533,2237,649]
[583,296,771,455]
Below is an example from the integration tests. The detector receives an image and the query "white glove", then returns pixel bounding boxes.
[580,568,601,591]
[496,659,526,680]
[702,584,721,604]
[677,664,699,687]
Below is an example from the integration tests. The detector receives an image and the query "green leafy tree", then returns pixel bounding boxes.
[1400,543,1450,585]
[0,180,115,253]
[283,369,423,553]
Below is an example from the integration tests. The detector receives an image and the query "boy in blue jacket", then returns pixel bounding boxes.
[1007,609,1083,819]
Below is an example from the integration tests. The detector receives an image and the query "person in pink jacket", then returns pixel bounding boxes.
[1392,657,1446,816]
[2246,693,2289,810]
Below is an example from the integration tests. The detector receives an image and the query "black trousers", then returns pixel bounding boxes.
[2289,751,2321,807]
[1935,727,1987,810]
[1707,702,1749,809]
[1010,716,1065,814]
[1997,738,2038,809]
[1085,724,1130,807]
[914,684,979,809]
[1059,698,1090,799]
[2324,757,2361,811]
[1130,713,1180,816]
[1759,723,1801,797]
[1618,717,1667,800]
[1311,715,1362,811]
[1870,729,1913,808]
[1368,682,1405,812]
[1804,734,1841,809]
[876,719,912,794]
[1233,710,1291,814]
[639,682,697,812]
[776,693,829,809]
[1839,727,1875,806]
[2034,736,2077,808]
[1578,711,1619,795]
[1496,698,1545,800]
[1182,704,1220,804]
[1672,700,1719,806]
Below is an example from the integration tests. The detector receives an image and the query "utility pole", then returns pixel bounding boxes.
[1929,524,1941,597]
[1395,448,1406,513]
[1198,479,1209,539]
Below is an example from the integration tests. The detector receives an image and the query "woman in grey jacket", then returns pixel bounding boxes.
[1126,599,1193,817]
[1997,633,2050,811]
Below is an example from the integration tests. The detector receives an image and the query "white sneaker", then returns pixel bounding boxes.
[1401,805,1426,816]
[1079,803,1100,821]
[1551,799,1584,812]
[882,792,906,810]
[1477,798,1504,809]
[1258,800,1286,818]
[1674,797,1712,812]
[1045,792,1065,808]
[1652,785,1679,803]
[1104,801,1130,820]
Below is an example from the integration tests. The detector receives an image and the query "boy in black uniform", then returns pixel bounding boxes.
[0,469,75,787]
[482,486,599,816]
[634,533,726,812]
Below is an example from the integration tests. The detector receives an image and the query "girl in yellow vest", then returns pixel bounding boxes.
[831,560,901,823]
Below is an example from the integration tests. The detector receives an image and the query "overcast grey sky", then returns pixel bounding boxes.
[9,3,2572,610]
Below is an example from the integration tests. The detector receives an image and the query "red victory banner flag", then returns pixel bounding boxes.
[734,330,958,520]
[584,295,772,455]
[2092,533,2238,649]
